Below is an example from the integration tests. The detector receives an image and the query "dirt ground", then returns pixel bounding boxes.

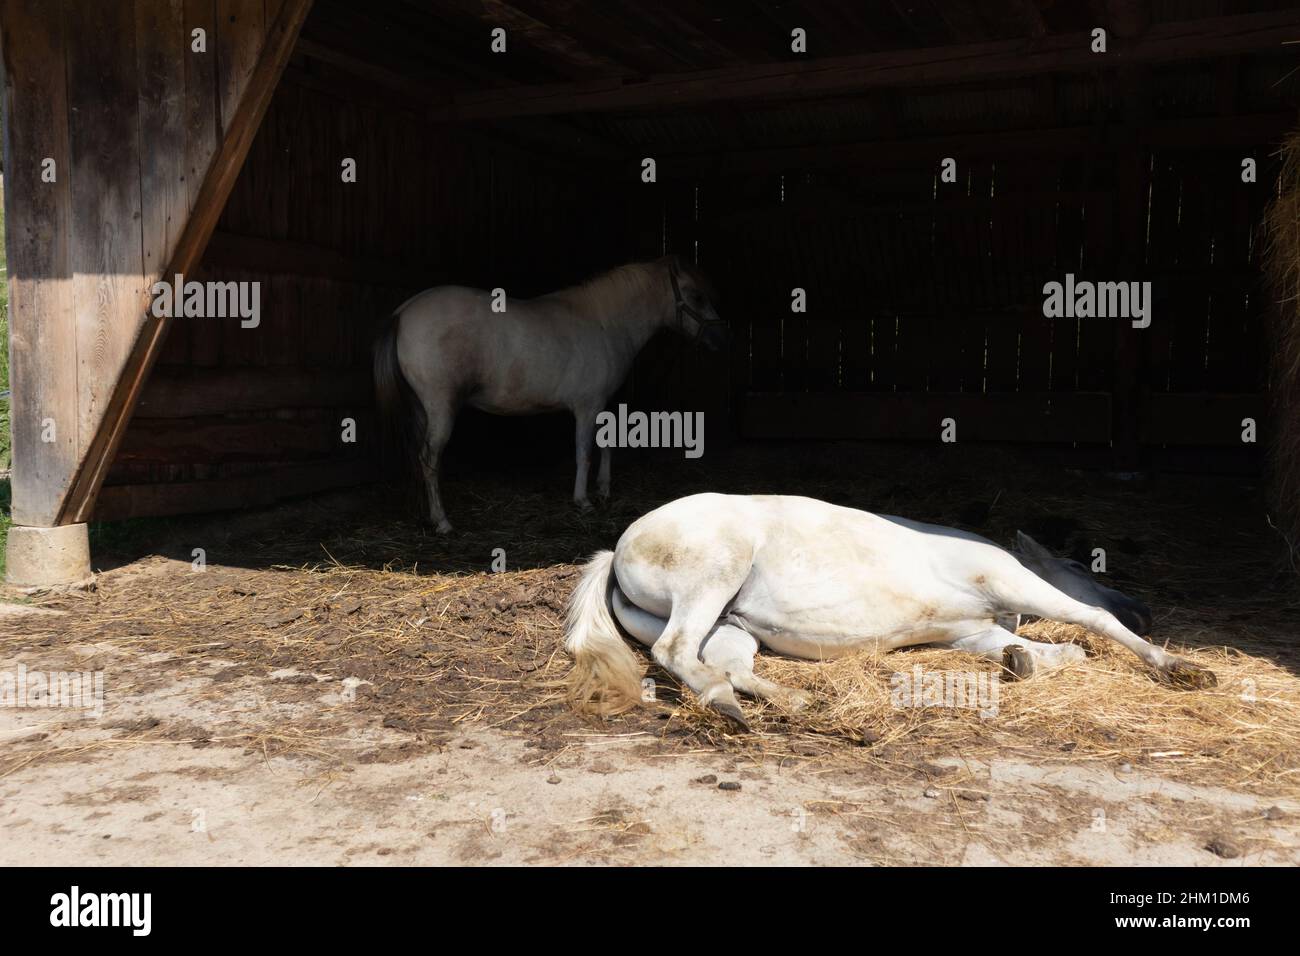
[2,443,1298,865]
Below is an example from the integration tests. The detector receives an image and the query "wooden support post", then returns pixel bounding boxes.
[1110,6,1152,471]
[1112,141,1147,470]
[0,0,77,527]
[58,0,314,524]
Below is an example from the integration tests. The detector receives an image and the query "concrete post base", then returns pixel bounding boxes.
[5,523,93,588]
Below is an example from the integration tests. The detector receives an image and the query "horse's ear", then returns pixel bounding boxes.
[1015,531,1053,560]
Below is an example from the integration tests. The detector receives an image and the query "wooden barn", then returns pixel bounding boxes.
[2,0,1298,584]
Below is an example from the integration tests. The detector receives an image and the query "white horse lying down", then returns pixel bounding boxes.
[565,493,1216,728]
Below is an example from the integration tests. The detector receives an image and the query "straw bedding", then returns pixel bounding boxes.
[7,443,1299,798]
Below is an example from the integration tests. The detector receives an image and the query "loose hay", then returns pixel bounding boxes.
[747,622,1300,795]
[6,444,1300,800]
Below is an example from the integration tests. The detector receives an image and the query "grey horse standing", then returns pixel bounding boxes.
[373,256,725,532]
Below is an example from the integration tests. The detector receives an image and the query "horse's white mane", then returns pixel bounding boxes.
[549,262,669,326]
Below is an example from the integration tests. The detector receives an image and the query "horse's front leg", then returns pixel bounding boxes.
[947,626,1086,680]
[572,406,598,510]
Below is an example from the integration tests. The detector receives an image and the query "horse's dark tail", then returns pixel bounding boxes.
[373,314,427,486]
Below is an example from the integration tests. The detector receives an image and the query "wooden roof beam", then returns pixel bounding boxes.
[291,36,624,163]
[1100,0,1150,40]
[1018,0,1049,39]
[653,110,1296,179]
[461,0,698,75]
[426,7,1300,122]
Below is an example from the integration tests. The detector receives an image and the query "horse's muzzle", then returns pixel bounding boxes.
[1113,597,1153,636]
[699,323,731,352]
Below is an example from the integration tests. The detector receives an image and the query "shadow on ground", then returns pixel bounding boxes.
[79,441,1298,662]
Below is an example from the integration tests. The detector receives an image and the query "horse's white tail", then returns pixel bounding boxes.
[565,551,644,715]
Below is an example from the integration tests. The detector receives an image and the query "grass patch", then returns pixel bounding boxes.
[2,169,9,461]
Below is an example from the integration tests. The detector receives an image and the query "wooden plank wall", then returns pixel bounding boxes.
[1140,145,1272,446]
[646,144,1271,451]
[0,0,286,525]
[105,71,627,515]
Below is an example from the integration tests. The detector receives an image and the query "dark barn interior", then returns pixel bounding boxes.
[91,0,1300,520]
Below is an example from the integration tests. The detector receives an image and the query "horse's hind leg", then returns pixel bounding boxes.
[613,590,807,712]
[572,404,599,510]
[652,599,751,730]
[419,398,455,534]
[948,626,1086,680]
[702,625,811,712]
[596,446,612,500]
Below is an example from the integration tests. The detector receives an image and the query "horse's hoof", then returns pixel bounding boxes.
[1160,657,1217,690]
[1002,645,1036,681]
[435,521,453,535]
[711,698,751,732]
[575,499,594,513]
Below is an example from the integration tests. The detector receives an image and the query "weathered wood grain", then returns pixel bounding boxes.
[0,0,78,526]
[64,0,315,522]
[66,0,146,474]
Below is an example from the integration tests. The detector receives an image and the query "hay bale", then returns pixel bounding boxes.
[1264,127,1300,560]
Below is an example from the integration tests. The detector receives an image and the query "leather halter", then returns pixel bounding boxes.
[669,261,728,345]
